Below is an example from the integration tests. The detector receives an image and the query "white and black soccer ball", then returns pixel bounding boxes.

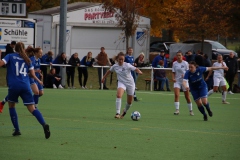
[131,111,141,121]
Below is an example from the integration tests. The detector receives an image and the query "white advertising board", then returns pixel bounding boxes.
[0,27,34,45]
[0,19,21,27]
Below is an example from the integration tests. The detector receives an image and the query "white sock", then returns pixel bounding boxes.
[187,103,192,111]
[222,91,227,102]
[208,89,214,96]
[124,103,132,113]
[174,102,180,110]
[116,98,121,114]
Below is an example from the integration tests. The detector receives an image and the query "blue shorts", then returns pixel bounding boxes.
[190,87,208,101]
[34,80,43,91]
[8,88,35,105]
[29,78,35,85]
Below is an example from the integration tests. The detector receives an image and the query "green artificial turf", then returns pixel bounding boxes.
[0,88,240,160]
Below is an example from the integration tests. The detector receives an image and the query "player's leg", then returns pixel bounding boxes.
[217,77,229,104]
[115,82,125,118]
[173,83,181,115]
[201,97,212,117]
[21,89,50,139]
[195,99,208,121]
[208,77,220,96]
[182,83,193,115]
[7,89,21,136]
[120,84,135,119]
[31,83,39,109]
[83,68,88,88]
[0,95,8,113]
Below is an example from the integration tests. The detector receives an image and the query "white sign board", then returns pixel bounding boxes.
[0,19,21,27]
[0,27,34,45]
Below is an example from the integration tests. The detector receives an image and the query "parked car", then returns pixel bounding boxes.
[150,41,175,59]
[183,40,238,60]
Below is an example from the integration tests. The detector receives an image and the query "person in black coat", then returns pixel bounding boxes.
[67,53,80,89]
[194,51,204,66]
[203,54,213,91]
[225,52,238,94]
[5,41,16,56]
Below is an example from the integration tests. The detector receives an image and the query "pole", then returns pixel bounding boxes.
[59,0,67,87]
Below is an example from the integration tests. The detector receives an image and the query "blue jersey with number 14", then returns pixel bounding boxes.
[3,53,33,89]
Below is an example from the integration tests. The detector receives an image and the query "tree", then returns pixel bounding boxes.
[99,0,145,49]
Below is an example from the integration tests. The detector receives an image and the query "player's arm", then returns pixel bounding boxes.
[172,72,176,82]
[0,51,6,67]
[206,66,228,72]
[101,70,111,83]
[135,68,142,75]
[29,69,43,86]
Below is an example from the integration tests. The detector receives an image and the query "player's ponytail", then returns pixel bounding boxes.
[15,42,31,65]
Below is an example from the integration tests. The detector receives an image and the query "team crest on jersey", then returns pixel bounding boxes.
[181,65,184,68]
[122,68,126,71]
[197,72,199,76]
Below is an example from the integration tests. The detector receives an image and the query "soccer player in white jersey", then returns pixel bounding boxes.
[172,51,193,115]
[101,52,142,118]
[206,54,230,104]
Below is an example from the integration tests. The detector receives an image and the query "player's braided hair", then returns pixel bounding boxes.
[15,42,31,65]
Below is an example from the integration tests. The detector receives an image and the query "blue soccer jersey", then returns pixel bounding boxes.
[34,57,41,79]
[125,55,134,65]
[184,67,207,89]
[3,53,33,89]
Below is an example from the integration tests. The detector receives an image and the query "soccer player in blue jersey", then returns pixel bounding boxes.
[0,42,50,139]
[26,47,44,109]
[125,47,139,101]
[183,61,228,121]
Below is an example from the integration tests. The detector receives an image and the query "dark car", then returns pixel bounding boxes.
[183,40,238,60]
[150,41,175,59]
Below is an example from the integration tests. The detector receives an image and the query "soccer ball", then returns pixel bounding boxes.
[131,111,141,121]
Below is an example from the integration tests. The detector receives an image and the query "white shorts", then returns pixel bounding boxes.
[118,81,135,96]
[174,82,189,91]
[213,76,226,87]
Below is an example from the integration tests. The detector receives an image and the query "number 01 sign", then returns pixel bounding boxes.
[0,0,26,17]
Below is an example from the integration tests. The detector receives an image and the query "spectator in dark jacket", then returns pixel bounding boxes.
[152,50,168,68]
[225,52,238,94]
[134,52,145,88]
[194,51,204,66]
[46,68,64,89]
[40,51,53,86]
[203,54,213,91]
[53,52,67,75]
[5,41,16,56]
[185,50,195,63]
[67,53,80,89]
[154,60,171,91]
[78,52,94,89]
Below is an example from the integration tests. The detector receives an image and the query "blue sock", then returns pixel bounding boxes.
[9,108,20,131]
[33,95,39,105]
[198,106,206,115]
[203,103,210,110]
[32,110,45,126]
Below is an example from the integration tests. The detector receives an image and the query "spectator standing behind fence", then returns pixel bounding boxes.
[185,51,195,63]
[152,50,168,68]
[224,52,238,94]
[154,60,171,91]
[194,51,204,66]
[134,52,145,89]
[5,41,16,56]
[67,53,80,89]
[79,52,94,89]
[46,68,64,89]
[40,51,53,86]
[203,54,213,91]
[53,52,67,75]
[95,47,112,90]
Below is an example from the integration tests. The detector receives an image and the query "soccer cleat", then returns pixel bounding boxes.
[43,124,50,139]
[82,86,85,89]
[120,111,126,119]
[190,111,194,116]
[114,113,120,119]
[134,97,139,102]
[222,101,230,104]
[174,110,179,115]
[0,101,4,113]
[84,86,88,89]
[12,130,21,136]
[167,88,171,91]
[203,114,208,121]
[206,109,213,117]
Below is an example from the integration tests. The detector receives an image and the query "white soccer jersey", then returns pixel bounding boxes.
[212,62,226,78]
[172,60,189,82]
[110,62,136,87]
